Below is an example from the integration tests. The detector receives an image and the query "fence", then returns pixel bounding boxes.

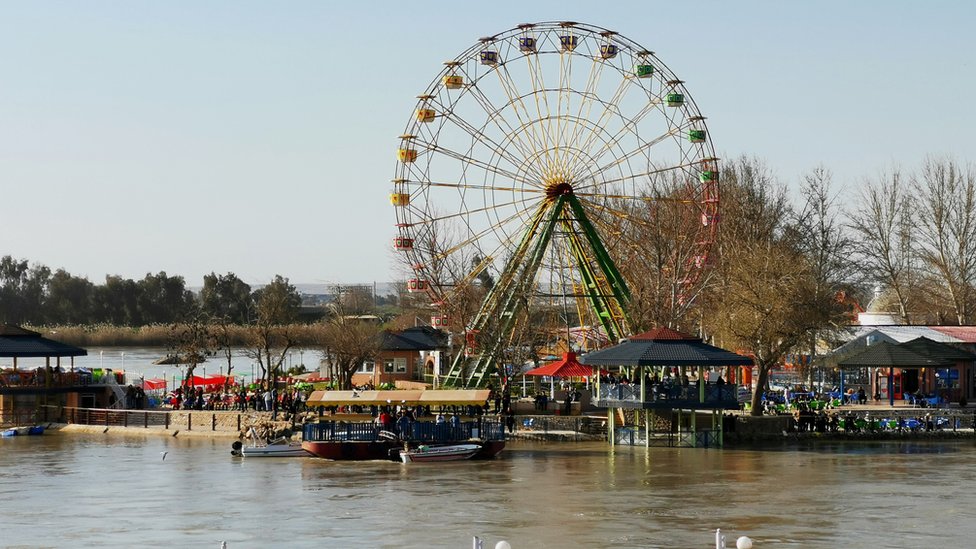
[39,406,245,433]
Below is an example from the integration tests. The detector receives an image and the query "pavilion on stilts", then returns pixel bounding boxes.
[582,327,753,448]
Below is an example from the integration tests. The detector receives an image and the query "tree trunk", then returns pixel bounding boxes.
[749,361,773,416]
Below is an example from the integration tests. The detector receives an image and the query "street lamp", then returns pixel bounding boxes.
[99,350,103,369]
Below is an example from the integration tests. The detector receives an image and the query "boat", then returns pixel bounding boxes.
[399,443,482,463]
[1,426,44,437]
[302,419,506,461]
[231,428,312,458]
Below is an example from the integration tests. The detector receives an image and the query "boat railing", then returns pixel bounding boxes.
[303,419,506,443]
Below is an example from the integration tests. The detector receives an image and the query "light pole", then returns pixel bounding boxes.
[121,352,125,372]
[99,350,103,369]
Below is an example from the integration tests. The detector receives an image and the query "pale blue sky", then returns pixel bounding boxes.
[2,1,974,287]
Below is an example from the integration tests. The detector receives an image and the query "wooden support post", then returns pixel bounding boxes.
[644,409,650,448]
[608,407,615,446]
[691,410,697,448]
[187,412,191,431]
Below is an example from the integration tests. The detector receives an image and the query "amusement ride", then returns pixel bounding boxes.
[390,22,719,388]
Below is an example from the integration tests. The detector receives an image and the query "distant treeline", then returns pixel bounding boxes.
[0,257,289,328]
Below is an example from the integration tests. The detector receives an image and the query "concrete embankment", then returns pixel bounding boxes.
[50,423,242,438]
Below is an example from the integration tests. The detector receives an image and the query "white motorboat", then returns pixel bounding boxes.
[232,428,312,458]
[399,443,482,463]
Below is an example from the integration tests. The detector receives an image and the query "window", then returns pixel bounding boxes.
[384,359,395,373]
[395,357,408,373]
[359,361,374,373]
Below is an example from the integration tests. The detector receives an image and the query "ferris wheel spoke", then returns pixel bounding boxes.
[590,124,686,177]
[444,67,542,177]
[403,180,545,195]
[563,51,606,175]
[575,159,699,194]
[525,50,559,178]
[585,100,673,172]
[568,73,633,177]
[436,200,542,260]
[417,140,530,184]
[495,63,553,173]
[399,195,541,229]
[433,101,541,177]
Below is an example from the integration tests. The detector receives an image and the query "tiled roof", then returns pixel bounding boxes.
[582,338,753,367]
[378,326,448,351]
[899,336,976,362]
[837,340,950,367]
[928,326,976,343]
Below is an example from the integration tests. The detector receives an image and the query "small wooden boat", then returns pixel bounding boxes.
[399,443,482,463]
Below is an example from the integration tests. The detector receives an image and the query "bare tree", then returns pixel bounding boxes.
[319,320,382,390]
[791,167,859,384]
[168,313,216,388]
[705,157,851,415]
[241,276,301,385]
[848,166,917,323]
[913,156,976,324]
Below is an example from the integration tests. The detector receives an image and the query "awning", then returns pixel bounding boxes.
[418,389,490,406]
[306,389,489,407]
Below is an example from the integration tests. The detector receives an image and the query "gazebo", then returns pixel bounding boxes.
[0,325,88,425]
[0,325,87,369]
[836,339,960,406]
[581,327,753,448]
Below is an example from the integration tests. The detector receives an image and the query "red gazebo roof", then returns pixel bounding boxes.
[524,352,593,378]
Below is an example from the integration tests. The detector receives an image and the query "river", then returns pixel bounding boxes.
[2,433,975,548]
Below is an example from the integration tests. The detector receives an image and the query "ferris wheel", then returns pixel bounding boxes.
[391,22,718,387]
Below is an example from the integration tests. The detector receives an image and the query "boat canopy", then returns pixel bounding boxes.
[306,389,490,407]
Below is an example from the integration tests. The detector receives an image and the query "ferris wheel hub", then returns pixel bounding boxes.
[544,179,574,201]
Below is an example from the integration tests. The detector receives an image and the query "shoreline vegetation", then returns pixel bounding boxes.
[30,323,326,348]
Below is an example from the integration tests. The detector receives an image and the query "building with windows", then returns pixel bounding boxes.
[350,326,449,388]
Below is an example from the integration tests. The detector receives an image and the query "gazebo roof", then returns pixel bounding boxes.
[836,340,950,368]
[524,352,593,378]
[581,331,753,367]
[899,336,976,363]
[378,326,448,351]
[0,325,88,358]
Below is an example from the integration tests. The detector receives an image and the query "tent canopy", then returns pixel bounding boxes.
[140,378,168,390]
[581,328,753,367]
[524,352,593,378]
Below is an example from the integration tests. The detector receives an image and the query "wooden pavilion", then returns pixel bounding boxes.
[581,327,753,448]
[0,325,89,425]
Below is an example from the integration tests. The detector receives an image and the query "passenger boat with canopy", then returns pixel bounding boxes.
[301,389,506,461]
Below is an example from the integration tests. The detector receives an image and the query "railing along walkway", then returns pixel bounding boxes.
[39,406,246,433]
